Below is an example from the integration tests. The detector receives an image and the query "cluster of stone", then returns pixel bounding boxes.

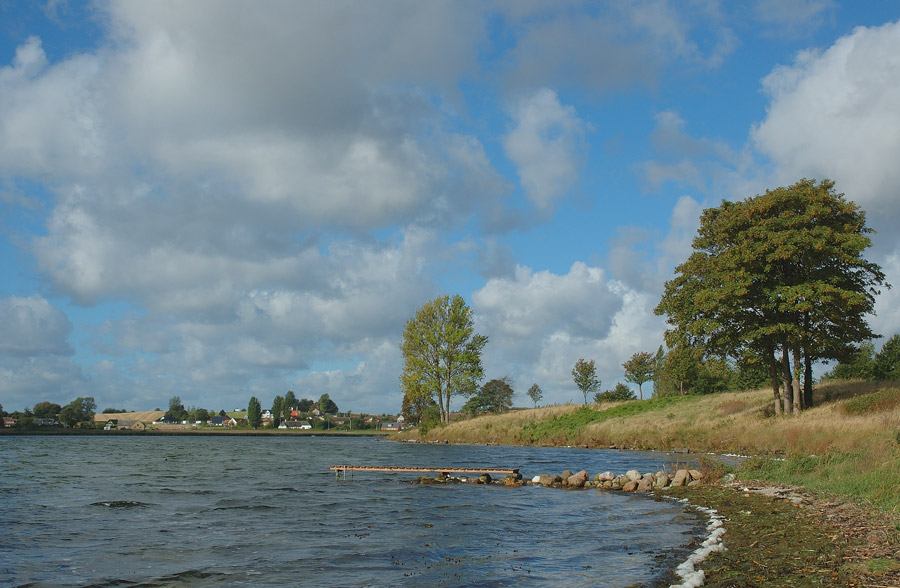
[526,468,704,492]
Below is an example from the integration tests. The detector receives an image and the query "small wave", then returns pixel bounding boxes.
[90,501,153,509]
[159,488,217,495]
[210,504,277,512]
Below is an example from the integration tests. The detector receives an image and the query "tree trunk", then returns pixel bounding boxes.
[804,348,814,408]
[769,347,782,417]
[781,344,792,415]
[792,346,802,414]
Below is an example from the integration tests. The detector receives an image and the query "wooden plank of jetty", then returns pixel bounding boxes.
[330,465,518,479]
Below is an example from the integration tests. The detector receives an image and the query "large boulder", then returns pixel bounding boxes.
[538,474,553,487]
[567,470,589,488]
[670,469,690,487]
[653,472,670,489]
[688,469,703,481]
[625,469,643,482]
[636,477,653,493]
[595,471,616,482]
[477,473,492,484]
[622,480,639,492]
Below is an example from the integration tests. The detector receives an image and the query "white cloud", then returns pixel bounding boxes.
[504,88,587,208]
[0,295,73,357]
[752,20,900,224]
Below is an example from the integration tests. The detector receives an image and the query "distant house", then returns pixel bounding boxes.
[103,419,118,430]
[331,417,349,426]
[33,418,59,426]
[209,416,237,427]
[261,409,273,419]
[2,417,16,428]
[154,415,181,425]
[289,409,302,419]
[380,422,401,431]
[282,420,312,429]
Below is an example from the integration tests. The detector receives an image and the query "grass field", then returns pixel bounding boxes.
[401,381,900,513]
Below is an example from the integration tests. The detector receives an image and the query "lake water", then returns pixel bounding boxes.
[0,435,706,587]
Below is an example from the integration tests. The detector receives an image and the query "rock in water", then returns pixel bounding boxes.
[671,469,690,487]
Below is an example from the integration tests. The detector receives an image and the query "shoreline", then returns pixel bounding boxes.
[0,427,392,437]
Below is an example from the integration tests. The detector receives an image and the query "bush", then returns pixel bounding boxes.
[594,383,636,402]
[418,405,442,435]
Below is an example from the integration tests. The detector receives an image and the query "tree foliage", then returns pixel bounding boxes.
[297,398,315,412]
[594,382,636,402]
[462,377,514,415]
[656,179,887,414]
[247,396,262,429]
[401,386,436,425]
[622,352,655,400]
[400,294,488,424]
[317,393,338,415]
[527,383,543,408]
[271,395,284,428]
[33,401,61,419]
[874,334,900,380]
[165,396,188,422]
[572,358,600,405]
[59,397,96,427]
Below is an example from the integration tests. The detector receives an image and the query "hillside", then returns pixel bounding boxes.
[402,381,900,513]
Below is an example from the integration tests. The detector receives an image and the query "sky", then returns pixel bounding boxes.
[2,1,900,415]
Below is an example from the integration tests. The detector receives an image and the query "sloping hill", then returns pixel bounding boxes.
[93,410,166,423]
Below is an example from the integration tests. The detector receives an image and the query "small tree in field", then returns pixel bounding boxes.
[623,351,654,400]
[527,383,543,408]
[572,358,600,405]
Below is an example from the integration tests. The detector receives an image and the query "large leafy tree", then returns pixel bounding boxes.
[59,397,96,427]
[462,377,514,415]
[165,396,188,422]
[622,352,655,400]
[572,358,600,405]
[400,294,488,424]
[656,179,887,414]
[33,401,62,419]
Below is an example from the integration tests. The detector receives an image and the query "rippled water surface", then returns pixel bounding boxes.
[0,435,705,587]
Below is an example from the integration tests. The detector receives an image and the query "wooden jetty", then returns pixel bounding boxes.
[330,465,519,480]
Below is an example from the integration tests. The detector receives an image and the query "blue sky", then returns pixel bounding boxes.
[3,1,900,414]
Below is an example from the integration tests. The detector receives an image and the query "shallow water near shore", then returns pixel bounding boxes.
[1,435,706,587]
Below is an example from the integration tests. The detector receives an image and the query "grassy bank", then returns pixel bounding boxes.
[401,381,900,513]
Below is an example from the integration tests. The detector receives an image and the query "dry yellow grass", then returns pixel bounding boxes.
[406,381,900,458]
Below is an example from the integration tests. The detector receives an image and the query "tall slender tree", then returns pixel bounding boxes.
[623,351,655,400]
[572,358,600,405]
[527,383,543,408]
[247,397,262,429]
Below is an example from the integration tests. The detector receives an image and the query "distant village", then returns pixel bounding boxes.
[92,407,405,432]
[0,394,406,433]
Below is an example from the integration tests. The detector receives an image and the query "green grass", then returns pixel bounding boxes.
[516,396,696,444]
[840,386,900,415]
[739,445,900,513]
